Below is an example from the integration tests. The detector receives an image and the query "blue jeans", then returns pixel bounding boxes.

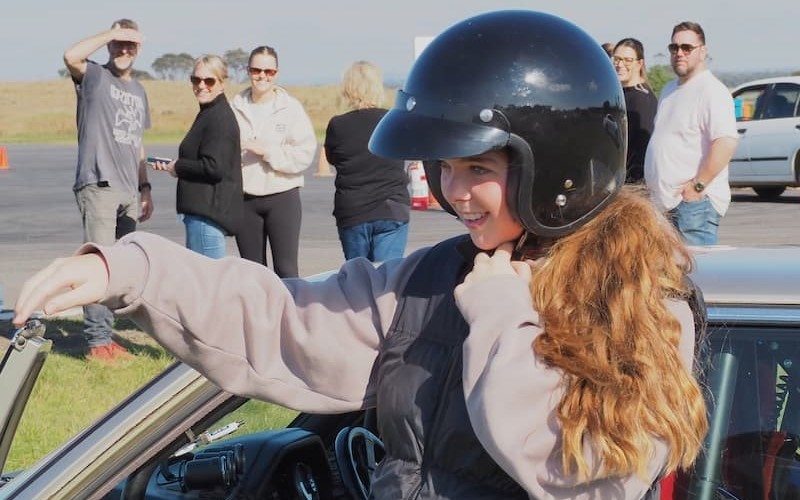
[183,214,226,259]
[75,183,138,347]
[669,197,721,246]
[338,220,409,262]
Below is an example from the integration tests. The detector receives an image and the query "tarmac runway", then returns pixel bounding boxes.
[1,143,798,309]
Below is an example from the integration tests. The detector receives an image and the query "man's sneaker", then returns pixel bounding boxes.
[86,341,134,363]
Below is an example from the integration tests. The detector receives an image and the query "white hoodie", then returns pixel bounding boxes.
[231,86,317,196]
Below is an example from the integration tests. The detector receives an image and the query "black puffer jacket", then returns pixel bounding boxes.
[370,236,528,499]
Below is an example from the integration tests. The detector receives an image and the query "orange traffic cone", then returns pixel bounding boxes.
[0,146,8,169]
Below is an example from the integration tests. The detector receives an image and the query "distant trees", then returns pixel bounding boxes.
[646,65,674,96]
[224,48,249,82]
[151,53,194,81]
[53,48,251,82]
[146,48,250,82]
[56,68,153,80]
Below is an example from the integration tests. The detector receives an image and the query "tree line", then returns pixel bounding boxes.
[57,48,250,82]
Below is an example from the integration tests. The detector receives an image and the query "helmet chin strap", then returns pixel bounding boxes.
[514,231,557,261]
[513,232,529,256]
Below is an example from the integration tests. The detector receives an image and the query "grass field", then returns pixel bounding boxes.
[0,79,352,144]
[0,317,297,471]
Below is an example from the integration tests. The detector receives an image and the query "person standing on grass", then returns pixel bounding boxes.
[231,46,316,278]
[63,18,153,363]
[324,61,410,262]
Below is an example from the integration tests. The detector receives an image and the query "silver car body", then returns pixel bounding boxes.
[730,76,800,198]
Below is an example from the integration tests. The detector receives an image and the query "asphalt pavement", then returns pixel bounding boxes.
[0,143,798,308]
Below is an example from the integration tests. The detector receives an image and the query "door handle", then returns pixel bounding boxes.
[737,129,747,134]
[795,124,800,130]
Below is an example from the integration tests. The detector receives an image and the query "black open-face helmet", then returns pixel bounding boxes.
[369,10,626,237]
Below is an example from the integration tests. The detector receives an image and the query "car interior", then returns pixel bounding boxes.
[663,323,800,500]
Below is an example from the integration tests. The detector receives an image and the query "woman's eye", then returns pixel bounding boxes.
[471,165,489,175]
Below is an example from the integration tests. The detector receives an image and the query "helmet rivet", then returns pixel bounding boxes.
[479,109,494,123]
[564,179,574,189]
[406,96,417,111]
[555,194,567,207]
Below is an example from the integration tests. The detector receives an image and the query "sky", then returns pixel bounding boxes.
[1,0,799,85]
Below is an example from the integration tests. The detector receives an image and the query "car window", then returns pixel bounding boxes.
[703,325,800,498]
[733,85,769,121]
[767,83,800,119]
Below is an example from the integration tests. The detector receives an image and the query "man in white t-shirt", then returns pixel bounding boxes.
[644,21,738,245]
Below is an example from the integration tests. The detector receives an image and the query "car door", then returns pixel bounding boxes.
[743,83,800,181]
[731,84,770,181]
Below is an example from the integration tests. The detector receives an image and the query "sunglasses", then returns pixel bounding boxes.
[248,66,277,77]
[668,43,702,55]
[612,56,638,65]
[190,76,217,87]
[110,40,138,52]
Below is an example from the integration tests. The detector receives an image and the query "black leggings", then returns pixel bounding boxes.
[235,188,301,278]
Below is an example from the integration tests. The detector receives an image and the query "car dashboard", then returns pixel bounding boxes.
[105,428,335,500]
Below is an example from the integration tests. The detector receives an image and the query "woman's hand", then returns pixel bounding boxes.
[13,253,110,328]
[152,159,177,177]
[242,139,267,158]
[455,242,532,300]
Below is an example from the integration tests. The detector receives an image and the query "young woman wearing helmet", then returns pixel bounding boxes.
[13,10,706,499]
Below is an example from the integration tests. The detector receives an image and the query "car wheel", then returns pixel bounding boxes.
[753,186,786,199]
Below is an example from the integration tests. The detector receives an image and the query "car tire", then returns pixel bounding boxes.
[753,186,786,199]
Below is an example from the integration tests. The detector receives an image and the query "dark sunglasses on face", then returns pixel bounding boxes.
[248,66,277,77]
[668,43,701,55]
[111,40,137,52]
[190,76,217,87]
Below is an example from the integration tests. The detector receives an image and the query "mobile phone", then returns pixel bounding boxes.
[146,156,172,165]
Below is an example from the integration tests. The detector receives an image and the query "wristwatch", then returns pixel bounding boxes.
[692,179,706,193]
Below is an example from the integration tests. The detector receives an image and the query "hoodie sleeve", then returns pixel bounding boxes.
[79,231,422,414]
[456,274,695,499]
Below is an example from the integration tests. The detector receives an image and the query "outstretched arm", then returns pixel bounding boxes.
[14,232,422,413]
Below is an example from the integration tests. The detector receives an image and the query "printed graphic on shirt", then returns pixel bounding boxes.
[110,84,146,147]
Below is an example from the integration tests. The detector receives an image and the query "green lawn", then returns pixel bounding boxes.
[1,317,296,471]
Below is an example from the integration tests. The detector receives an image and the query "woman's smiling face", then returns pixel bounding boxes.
[439,150,524,251]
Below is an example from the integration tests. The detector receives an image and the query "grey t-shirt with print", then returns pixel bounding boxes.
[73,61,151,194]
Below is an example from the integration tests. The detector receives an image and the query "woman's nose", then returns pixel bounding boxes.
[442,171,471,202]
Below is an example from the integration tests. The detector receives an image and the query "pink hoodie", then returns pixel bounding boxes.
[85,231,696,499]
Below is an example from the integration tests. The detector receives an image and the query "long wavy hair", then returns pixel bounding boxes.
[526,186,708,480]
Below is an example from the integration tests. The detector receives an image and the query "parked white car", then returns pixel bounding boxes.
[730,76,800,198]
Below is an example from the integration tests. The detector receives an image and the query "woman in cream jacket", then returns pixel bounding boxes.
[231,45,316,277]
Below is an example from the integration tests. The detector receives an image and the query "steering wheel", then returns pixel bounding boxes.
[334,426,385,500]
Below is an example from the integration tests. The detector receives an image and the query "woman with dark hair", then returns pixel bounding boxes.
[231,45,316,277]
[613,38,658,183]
